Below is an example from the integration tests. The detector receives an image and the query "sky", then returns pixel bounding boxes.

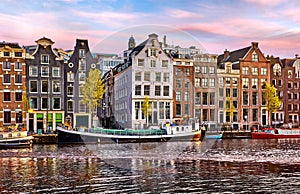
[1,0,300,58]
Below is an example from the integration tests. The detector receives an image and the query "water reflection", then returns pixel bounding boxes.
[0,139,299,193]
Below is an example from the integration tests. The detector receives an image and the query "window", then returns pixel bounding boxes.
[176,104,181,116]
[148,48,157,57]
[243,91,249,105]
[195,92,200,104]
[79,86,84,96]
[79,49,85,58]
[243,109,249,121]
[219,77,224,86]
[176,79,181,88]
[195,66,200,73]
[53,67,61,77]
[252,67,258,75]
[226,64,231,73]
[195,78,200,87]
[79,73,85,82]
[67,72,75,82]
[15,92,22,101]
[261,68,267,75]
[202,109,208,121]
[162,60,168,67]
[219,100,224,108]
[144,72,150,81]
[166,102,170,119]
[288,93,293,100]
[184,92,190,101]
[202,66,208,74]
[242,67,249,75]
[233,88,238,97]
[135,72,141,81]
[29,66,38,76]
[210,92,215,105]
[155,72,161,82]
[15,62,22,70]
[155,86,161,96]
[252,51,258,62]
[185,68,190,76]
[79,101,86,112]
[252,92,258,105]
[288,70,293,78]
[67,86,74,96]
[79,60,86,71]
[41,66,49,77]
[41,54,49,64]
[209,67,215,74]
[226,88,230,97]
[15,75,22,84]
[30,81,37,93]
[232,78,238,85]
[3,74,11,84]
[176,68,182,76]
[135,85,141,95]
[30,97,38,109]
[225,78,231,85]
[202,78,208,87]
[138,59,144,66]
[15,52,22,57]
[184,104,189,115]
[144,85,150,95]
[41,81,48,93]
[202,92,208,105]
[185,79,190,88]
[53,98,61,109]
[4,111,11,124]
[163,73,170,82]
[53,81,61,93]
[261,79,267,89]
[163,86,169,96]
[4,92,11,101]
[242,78,249,89]
[219,88,224,97]
[16,112,22,124]
[210,78,215,87]
[3,62,11,70]
[4,51,10,56]
[67,101,73,112]
[150,60,156,67]
[41,98,48,109]
[252,78,258,89]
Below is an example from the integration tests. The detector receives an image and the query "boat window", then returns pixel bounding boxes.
[176,127,179,132]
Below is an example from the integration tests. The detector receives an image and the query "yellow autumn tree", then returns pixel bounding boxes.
[22,86,30,130]
[262,82,281,127]
[141,96,152,128]
[81,69,106,127]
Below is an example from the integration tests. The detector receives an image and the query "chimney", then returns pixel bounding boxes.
[251,42,258,48]
[295,54,298,59]
[224,49,230,59]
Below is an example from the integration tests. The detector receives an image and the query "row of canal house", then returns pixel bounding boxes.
[1,34,300,132]
[99,35,292,130]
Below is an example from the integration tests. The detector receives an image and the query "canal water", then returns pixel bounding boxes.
[0,139,299,193]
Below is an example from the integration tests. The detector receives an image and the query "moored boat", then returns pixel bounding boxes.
[57,118,202,144]
[251,128,300,139]
[0,131,34,149]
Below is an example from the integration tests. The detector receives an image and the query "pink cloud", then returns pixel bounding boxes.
[165,8,203,19]
[243,0,286,6]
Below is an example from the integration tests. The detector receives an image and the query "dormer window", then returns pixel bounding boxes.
[79,49,85,58]
[273,63,281,76]
[252,51,258,62]
[41,54,49,64]
[148,48,157,57]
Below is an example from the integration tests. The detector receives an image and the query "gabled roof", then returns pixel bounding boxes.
[281,58,296,67]
[129,39,147,57]
[217,46,251,65]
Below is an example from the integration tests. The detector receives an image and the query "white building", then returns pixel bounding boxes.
[113,34,174,129]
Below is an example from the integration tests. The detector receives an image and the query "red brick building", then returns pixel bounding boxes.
[0,42,26,127]
[218,42,270,130]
